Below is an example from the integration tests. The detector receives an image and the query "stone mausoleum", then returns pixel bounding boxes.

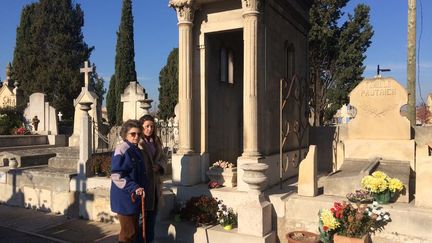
[169,0,312,190]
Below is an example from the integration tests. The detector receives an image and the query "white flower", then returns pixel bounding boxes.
[373,201,378,206]
[376,216,382,221]
[383,215,390,221]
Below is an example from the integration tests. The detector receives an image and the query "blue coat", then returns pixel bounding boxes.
[110,141,148,215]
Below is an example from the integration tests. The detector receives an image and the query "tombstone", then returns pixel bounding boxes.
[69,61,102,149]
[323,77,413,203]
[24,93,58,135]
[120,81,152,121]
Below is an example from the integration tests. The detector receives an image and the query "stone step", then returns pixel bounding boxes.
[50,147,80,159]
[0,144,57,153]
[48,156,78,170]
[0,135,48,147]
[155,219,275,243]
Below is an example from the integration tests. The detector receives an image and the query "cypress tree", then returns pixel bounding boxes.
[308,0,373,125]
[106,75,117,126]
[12,0,93,119]
[158,48,178,120]
[325,4,373,120]
[110,0,137,125]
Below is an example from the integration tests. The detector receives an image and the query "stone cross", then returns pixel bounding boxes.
[58,111,63,121]
[120,81,146,121]
[80,61,94,89]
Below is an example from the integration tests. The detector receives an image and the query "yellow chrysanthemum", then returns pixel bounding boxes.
[361,175,388,193]
[320,209,340,230]
[388,178,404,192]
[371,171,388,180]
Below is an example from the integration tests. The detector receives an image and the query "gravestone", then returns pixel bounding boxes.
[324,77,412,203]
[120,81,152,121]
[23,93,58,135]
[0,63,24,110]
[69,61,102,149]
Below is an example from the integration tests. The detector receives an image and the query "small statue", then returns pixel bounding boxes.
[32,115,40,131]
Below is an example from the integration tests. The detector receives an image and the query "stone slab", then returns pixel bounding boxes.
[415,156,432,208]
[1,150,57,168]
[156,220,276,243]
[298,145,317,196]
[323,158,379,197]
[344,139,415,169]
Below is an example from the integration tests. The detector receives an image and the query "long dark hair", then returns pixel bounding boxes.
[138,115,163,156]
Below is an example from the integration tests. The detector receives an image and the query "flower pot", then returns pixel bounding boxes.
[223,224,233,230]
[206,167,237,187]
[334,233,370,243]
[285,231,319,243]
[372,190,392,204]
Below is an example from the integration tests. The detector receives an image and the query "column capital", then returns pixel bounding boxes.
[169,0,196,24]
[242,0,261,16]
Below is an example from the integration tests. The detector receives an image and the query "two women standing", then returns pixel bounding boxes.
[110,115,166,243]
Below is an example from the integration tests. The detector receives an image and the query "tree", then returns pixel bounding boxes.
[308,1,373,125]
[158,48,178,120]
[416,102,432,125]
[12,0,93,119]
[106,75,116,126]
[106,0,137,125]
[90,64,106,107]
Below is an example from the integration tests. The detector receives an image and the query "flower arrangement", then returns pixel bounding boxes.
[211,160,235,169]
[13,127,30,135]
[361,171,404,193]
[217,200,237,228]
[319,201,390,242]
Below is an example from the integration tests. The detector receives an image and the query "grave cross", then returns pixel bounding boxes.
[120,81,145,120]
[80,61,94,88]
[58,111,63,121]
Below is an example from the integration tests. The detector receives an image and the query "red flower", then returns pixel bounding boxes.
[323,226,328,231]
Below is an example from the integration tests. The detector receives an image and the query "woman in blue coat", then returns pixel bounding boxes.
[110,119,147,242]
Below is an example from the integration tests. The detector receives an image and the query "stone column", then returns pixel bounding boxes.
[77,101,92,219]
[169,0,201,186]
[241,0,261,157]
[170,0,195,155]
[199,39,209,181]
[237,0,263,192]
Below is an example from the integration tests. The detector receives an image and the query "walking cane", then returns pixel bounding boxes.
[132,193,146,242]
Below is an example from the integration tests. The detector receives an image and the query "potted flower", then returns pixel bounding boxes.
[361,171,404,204]
[180,195,219,226]
[216,200,237,230]
[346,189,373,204]
[286,231,319,243]
[206,160,237,187]
[318,201,390,243]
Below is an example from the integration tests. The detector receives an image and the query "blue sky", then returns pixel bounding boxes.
[0,0,431,107]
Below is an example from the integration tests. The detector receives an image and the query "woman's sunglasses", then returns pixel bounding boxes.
[128,132,140,137]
